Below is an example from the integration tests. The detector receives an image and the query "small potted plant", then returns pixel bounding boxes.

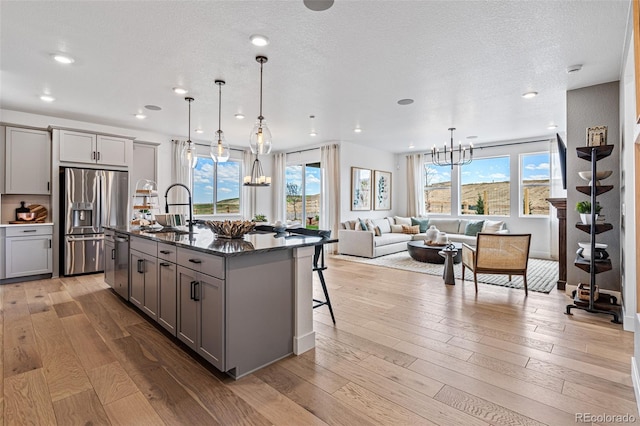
[576,201,601,224]
[253,213,268,224]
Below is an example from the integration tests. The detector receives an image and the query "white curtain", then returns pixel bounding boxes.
[169,140,191,215]
[272,152,287,223]
[406,153,425,217]
[242,150,255,219]
[320,144,340,253]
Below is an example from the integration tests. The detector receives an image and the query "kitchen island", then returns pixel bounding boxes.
[105,224,335,379]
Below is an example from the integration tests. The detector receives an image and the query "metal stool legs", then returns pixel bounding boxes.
[312,245,336,324]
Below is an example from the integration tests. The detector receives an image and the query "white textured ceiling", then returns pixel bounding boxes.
[0,1,631,153]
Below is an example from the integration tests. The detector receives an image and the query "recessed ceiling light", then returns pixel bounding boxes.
[304,0,334,11]
[466,135,478,139]
[145,104,162,111]
[52,54,74,64]
[173,87,188,95]
[567,64,583,74]
[408,144,415,149]
[235,113,245,119]
[522,91,538,99]
[310,131,317,137]
[354,127,362,133]
[547,124,558,130]
[195,128,204,134]
[250,34,269,47]
[135,114,147,120]
[40,95,55,102]
[397,99,414,105]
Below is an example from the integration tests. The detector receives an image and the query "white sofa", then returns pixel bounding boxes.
[338,216,507,258]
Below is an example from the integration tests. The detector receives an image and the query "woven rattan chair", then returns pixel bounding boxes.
[461,233,532,295]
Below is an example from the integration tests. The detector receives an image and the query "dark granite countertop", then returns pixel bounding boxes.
[105,224,336,257]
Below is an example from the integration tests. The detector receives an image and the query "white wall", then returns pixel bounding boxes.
[339,141,399,222]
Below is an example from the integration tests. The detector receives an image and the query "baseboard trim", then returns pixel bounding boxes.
[632,358,640,417]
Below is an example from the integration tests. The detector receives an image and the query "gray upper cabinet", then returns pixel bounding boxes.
[5,127,51,194]
[59,129,131,167]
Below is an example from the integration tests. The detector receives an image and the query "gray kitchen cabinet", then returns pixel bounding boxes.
[3,225,53,278]
[129,236,158,320]
[157,242,177,335]
[104,233,115,287]
[5,127,50,194]
[177,263,225,371]
[59,129,130,167]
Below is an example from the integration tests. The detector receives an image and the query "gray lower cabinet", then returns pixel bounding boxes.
[129,236,159,319]
[177,265,225,371]
[158,260,177,335]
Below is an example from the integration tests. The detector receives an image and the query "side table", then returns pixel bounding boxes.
[439,245,458,285]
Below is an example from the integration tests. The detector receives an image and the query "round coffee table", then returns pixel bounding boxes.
[407,241,462,264]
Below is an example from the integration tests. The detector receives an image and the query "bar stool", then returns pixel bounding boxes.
[288,228,336,324]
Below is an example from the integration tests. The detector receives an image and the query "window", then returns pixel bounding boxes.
[286,162,321,229]
[192,156,241,215]
[520,152,550,216]
[424,163,452,214]
[460,156,510,216]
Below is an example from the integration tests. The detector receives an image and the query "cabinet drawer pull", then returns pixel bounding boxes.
[193,281,200,301]
[160,262,170,267]
[49,239,52,249]
[190,280,196,300]
[91,151,96,160]
[137,258,144,273]
[188,259,202,264]
[159,250,171,255]
[97,152,101,161]
[111,249,116,260]
[47,181,50,191]
[22,230,37,233]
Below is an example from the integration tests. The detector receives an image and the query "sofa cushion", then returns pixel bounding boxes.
[464,220,484,236]
[365,219,381,236]
[373,218,391,234]
[357,218,368,231]
[374,233,412,247]
[426,218,460,234]
[411,217,429,233]
[390,224,403,233]
[394,216,412,226]
[482,220,504,233]
[401,224,420,234]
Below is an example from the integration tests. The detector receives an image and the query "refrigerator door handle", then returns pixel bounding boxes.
[66,235,105,241]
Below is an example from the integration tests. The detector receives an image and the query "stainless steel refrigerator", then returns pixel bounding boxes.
[61,167,128,276]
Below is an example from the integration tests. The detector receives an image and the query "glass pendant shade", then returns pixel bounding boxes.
[211,130,230,162]
[181,141,198,168]
[181,96,198,168]
[249,120,272,155]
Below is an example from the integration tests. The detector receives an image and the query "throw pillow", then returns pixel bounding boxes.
[373,218,392,234]
[365,219,380,236]
[357,218,368,231]
[411,217,429,233]
[464,220,485,236]
[394,216,412,226]
[390,224,404,233]
[482,220,504,233]
[401,224,420,234]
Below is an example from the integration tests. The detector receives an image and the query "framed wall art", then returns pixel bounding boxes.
[586,125,608,147]
[373,170,392,210]
[351,167,372,211]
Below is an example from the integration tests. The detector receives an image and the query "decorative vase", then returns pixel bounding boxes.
[436,232,448,245]
[425,225,439,242]
[580,213,598,225]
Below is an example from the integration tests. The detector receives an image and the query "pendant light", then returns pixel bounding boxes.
[249,56,272,155]
[181,97,198,168]
[210,80,230,162]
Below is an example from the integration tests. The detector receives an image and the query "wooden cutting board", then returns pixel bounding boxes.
[29,204,48,222]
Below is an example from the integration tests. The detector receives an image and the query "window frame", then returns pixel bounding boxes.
[423,162,453,216]
[191,154,242,217]
[519,150,551,218]
[459,154,511,217]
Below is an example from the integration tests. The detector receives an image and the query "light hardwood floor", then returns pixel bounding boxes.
[2,257,637,425]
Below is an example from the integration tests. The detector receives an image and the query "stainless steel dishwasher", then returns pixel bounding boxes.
[113,232,130,299]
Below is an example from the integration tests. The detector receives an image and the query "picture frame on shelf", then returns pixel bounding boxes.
[586,126,607,147]
[351,167,372,211]
[373,170,392,210]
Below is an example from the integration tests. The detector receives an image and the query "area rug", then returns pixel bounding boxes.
[331,252,558,293]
